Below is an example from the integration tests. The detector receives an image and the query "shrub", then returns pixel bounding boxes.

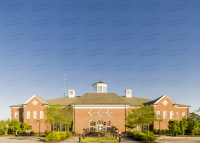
[154,129,158,134]
[71,131,76,134]
[45,131,61,141]
[142,130,154,136]
[133,131,140,138]
[66,131,72,137]
[165,129,169,134]
[60,132,67,139]
[148,136,156,141]
[157,129,161,134]
[30,130,36,136]
[161,129,166,135]
[140,132,148,140]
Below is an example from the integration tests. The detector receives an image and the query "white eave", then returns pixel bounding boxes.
[24,94,46,104]
[154,94,176,105]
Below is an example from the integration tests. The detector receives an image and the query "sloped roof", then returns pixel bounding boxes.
[47,97,79,105]
[9,104,23,107]
[175,104,191,107]
[122,97,153,106]
[35,95,49,104]
[71,93,128,104]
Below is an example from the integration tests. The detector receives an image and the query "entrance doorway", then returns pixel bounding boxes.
[97,119,103,132]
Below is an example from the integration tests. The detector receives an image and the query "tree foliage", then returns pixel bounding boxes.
[125,104,156,136]
[168,120,180,134]
[179,117,188,135]
[9,119,22,135]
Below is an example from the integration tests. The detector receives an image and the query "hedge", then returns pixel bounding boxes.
[45,131,72,141]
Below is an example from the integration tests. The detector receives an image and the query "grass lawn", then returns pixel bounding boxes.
[81,137,118,142]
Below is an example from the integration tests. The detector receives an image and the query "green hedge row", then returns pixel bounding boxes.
[45,131,72,141]
[154,129,170,135]
[127,131,156,141]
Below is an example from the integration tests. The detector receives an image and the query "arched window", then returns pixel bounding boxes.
[107,121,111,132]
[90,121,93,132]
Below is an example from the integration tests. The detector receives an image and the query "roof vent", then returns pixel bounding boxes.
[68,89,75,98]
[125,89,132,98]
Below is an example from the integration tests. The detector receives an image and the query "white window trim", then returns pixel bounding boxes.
[170,111,174,119]
[33,111,37,119]
[40,111,44,119]
[182,112,185,118]
[27,111,30,119]
[157,111,160,119]
[15,112,18,118]
[163,111,167,119]
[176,112,179,118]
[89,121,93,132]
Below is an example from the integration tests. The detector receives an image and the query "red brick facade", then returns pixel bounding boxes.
[10,94,189,134]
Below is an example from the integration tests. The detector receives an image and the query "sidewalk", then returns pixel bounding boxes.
[61,137,79,143]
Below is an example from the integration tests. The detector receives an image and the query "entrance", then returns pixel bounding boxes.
[97,119,103,132]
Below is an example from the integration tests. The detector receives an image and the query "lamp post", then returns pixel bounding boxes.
[37,120,40,137]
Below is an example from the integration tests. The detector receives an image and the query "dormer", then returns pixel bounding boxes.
[68,89,75,98]
[92,81,108,93]
[125,89,132,98]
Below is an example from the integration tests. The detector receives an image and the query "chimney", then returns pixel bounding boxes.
[125,89,132,98]
[68,89,75,98]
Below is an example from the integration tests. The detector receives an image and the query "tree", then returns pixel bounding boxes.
[187,121,200,135]
[0,120,6,135]
[139,104,157,136]
[44,104,60,135]
[9,119,22,135]
[179,118,188,135]
[125,105,143,133]
[168,120,180,135]
[125,104,157,136]
[189,112,200,125]
[61,105,73,132]
[22,122,32,133]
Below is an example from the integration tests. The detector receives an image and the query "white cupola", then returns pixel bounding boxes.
[68,89,75,98]
[92,80,107,93]
[125,89,132,98]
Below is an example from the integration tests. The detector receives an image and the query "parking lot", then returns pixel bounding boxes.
[0,137,45,143]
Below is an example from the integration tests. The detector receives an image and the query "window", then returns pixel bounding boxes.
[40,111,44,119]
[107,111,111,115]
[27,111,30,119]
[98,86,102,93]
[163,111,167,119]
[127,91,131,95]
[176,112,179,118]
[182,112,185,118]
[157,111,160,119]
[54,126,57,131]
[137,125,141,131]
[170,111,174,119]
[98,111,102,115]
[70,91,73,95]
[33,111,37,119]
[89,111,94,115]
[143,126,147,130]
[90,121,93,132]
[15,112,18,118]
[103,86,106,93]
[107,121,111,132]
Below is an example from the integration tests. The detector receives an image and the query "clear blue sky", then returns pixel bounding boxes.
[0,0,200,120]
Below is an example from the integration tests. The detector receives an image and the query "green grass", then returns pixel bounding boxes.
[81,137,118,142]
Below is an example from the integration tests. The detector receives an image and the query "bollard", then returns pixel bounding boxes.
[83,133,84,139]
[79,134,81,142]
[115,134,117,139]
[119,134,121,142]
[113,133,114,137]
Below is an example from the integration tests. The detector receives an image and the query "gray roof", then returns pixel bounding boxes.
[47,97,79,105]
[71,93,128,104]
[10,104,23,107]
[122,97,153,106]
[35,95,49,104]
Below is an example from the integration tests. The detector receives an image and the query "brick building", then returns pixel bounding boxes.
[10,81,190,133]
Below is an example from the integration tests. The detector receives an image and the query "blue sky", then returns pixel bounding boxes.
[0,0,200,120]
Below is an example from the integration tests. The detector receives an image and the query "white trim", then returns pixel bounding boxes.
[176,107,188,108]
[75,107,127,109]
[27,111,30,119]
[33,111,37,119]
[24,94,45,104]
[12,107,23,108]
[154,94,176,104]
[40,111,44,119]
